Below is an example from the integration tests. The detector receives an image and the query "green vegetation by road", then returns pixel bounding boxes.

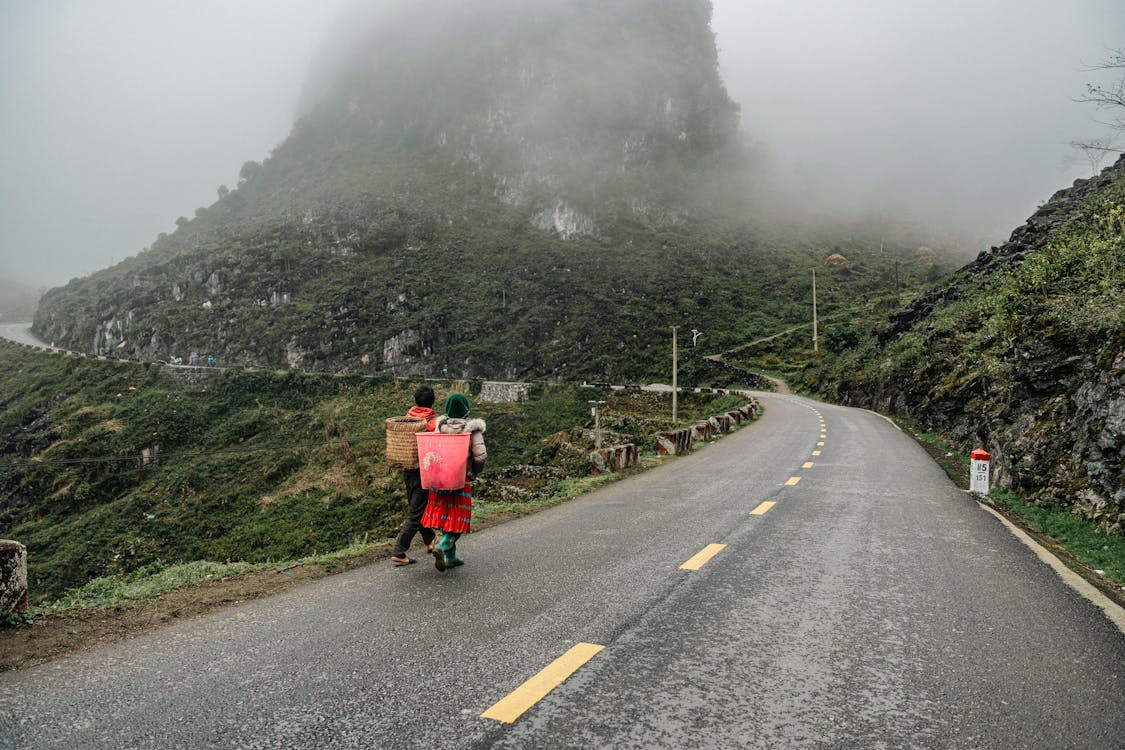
[0,341,748,606]
[989,488,1125,586]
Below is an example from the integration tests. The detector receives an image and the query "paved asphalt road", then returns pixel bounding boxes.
[3,394,1124,749]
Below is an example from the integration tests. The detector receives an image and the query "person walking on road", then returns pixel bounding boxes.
[422,393,486,571]
[389,385,439,566]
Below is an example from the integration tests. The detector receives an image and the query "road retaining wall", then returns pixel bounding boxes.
[480,381,531,403]
[655,394,761,456]
[155,366,224,387]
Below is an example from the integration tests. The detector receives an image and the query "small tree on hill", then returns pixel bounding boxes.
[238,160,261,186]
[1072,48,1125,173]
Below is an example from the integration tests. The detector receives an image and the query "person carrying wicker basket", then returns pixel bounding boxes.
[389,385,439,566]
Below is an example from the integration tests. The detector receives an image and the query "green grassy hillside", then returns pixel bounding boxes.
[0,341,746,602]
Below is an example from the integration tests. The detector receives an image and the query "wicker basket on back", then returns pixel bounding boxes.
[385,416,428,469]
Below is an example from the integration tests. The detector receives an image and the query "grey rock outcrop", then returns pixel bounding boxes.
[840,155,1125,532]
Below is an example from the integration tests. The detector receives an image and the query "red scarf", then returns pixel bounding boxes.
[406,405,437,431]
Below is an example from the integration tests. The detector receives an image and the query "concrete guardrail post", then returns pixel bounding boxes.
[589,443,639,474]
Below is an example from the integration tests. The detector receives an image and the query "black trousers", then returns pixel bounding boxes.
[392,469,436,557]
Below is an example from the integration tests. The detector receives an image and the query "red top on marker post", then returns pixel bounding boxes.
[971,449,990,461]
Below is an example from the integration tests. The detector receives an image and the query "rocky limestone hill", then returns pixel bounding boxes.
[828,156,1125,532]
[34,0,807,381]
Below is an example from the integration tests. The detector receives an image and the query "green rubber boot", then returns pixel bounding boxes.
[436,533,454,552]
[444,544,459,567]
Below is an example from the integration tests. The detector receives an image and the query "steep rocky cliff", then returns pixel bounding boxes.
[831,156,1125,532]
[34,0,769,380]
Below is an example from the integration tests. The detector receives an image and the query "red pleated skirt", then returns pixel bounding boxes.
[421,482,472,534]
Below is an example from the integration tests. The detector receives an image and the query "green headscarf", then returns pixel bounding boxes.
[445,392,470,419]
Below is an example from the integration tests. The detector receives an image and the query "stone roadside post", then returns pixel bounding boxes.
[0,540,29,614]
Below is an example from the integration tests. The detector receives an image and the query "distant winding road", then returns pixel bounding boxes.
[2,393,1123,748]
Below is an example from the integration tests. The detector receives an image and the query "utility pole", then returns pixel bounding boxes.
[589,400,606,449]
[812,270,819,353]
[671,326,679,426]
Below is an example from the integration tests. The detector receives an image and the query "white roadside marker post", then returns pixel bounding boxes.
[970,449,991,495]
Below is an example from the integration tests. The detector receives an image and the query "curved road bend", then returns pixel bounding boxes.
[2,394,1123,749]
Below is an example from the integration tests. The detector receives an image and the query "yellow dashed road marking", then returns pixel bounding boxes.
[481,643,605,723]
[679,543,727,570]
[802,461,814,468]
[750,501,776,515]
[785,477,801,486]
[817,441,825,447]
[812,450,822,456]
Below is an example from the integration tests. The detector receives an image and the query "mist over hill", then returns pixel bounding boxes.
[33,0,939,380]
[0,278,39,321]
[286,0,746,227]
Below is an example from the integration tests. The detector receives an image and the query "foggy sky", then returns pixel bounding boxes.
[1,0,1122,291]
[0,0,352,290]
[711,0,1125,246]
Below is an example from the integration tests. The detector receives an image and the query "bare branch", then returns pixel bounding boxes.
[1079,48,1125,72]
[1075,83,1125,110]
[1069,137,1122,175]
[1068,139,1122,154]
[1074,48,1125,133]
